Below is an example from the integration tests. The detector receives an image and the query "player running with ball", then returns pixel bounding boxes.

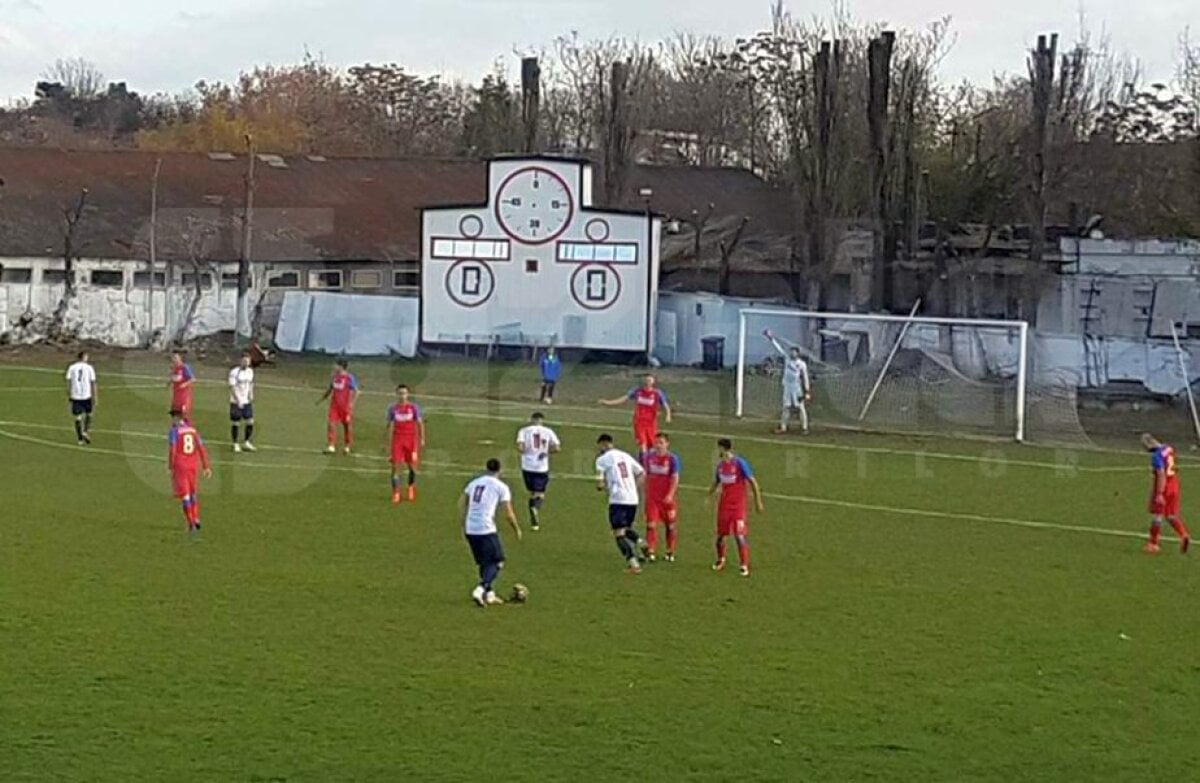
[1142,433,1190,554]
[460,459,522,607]
[764,329,811,434]
[709,438,764,577]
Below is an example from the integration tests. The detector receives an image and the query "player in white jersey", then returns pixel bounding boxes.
[594,433,648,573]
[227,352,257,452]
[460,459,522,607]
[515,411,561,532]
[65,351,97,445]
[765,330,811,434]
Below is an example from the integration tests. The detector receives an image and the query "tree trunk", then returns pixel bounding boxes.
[236,141,257,341]
[1027,34,1058,264]
[521,57,541,154]
[867,31,895,311]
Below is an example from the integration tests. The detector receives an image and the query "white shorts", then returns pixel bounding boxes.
[783,385,806,407]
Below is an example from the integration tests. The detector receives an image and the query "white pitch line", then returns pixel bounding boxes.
[0,360,1180,470]
[0,421,1163,544]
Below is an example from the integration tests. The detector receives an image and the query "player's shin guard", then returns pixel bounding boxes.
[623,528,641,546]
[645,522,658,554]
[391,474,401,491]
[735,535,750,568]
[666,524,678,554]
[616,536,635,561]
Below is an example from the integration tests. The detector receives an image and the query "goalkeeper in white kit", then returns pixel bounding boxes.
[764,330,811,434]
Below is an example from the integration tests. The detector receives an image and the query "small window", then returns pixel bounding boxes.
[221,272,241,289]
[267,271,300,289]
[309,270,343,289]
[42,269,68,284]
[525,259,538,273]
[90,269,124,287]
[133,271,167,288]
[393,266,419,291]
[351,269,383,289]
[180,272,213,289]
[0,268,32,284]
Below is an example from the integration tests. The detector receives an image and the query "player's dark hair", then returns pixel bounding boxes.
[169,408,184,418]
[77,351,87,360]
[717,438,733,450]
[656,433,669,442]
[336,359,349,369]
[486,458,501,473]
[597,433,613,444]
[531,411,544,421]
[397,384,409,391]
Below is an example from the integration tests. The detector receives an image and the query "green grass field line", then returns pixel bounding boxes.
[0,418,1156,544]
[0,362,1166,473]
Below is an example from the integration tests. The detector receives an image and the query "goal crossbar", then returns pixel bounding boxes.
[736,308,1030,442]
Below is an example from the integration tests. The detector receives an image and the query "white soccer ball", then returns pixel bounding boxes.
[510,583,530,603]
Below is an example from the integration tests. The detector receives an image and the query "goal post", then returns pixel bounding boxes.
[735,308,1075,444]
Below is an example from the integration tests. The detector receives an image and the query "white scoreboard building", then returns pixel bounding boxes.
[420,156,662,352]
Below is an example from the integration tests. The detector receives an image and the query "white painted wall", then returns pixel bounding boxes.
[0,256,247,346]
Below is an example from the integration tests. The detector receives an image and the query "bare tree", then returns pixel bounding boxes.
[49,188,90,340]
[42,57,106,99]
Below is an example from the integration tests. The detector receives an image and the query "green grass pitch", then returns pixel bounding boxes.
[0,351,1196,782]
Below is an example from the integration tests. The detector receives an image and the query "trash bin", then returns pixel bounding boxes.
[700,336,725,371]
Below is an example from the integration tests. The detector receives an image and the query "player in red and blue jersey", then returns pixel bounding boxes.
[386,384,425,504]
[167,352,195,418]
[167,409,212,535]
[707,438,764,577]
[319,359,359,454]
[599,374,672,462]
[1142,432,1189,554]
[644,433,681,562]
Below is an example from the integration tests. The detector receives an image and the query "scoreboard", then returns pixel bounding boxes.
[420,156,661,352]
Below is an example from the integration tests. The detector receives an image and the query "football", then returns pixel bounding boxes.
[510,583,530,603]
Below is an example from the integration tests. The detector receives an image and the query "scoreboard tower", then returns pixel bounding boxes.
[420,156,661,352]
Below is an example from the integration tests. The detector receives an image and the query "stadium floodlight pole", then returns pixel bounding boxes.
[1015,320,1029,443]
[1170,321,1200,444]
[735,310,748,417]
[858,298,922,423]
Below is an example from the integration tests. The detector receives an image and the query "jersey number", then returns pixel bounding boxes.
[532,433,543,450]
[617,462,629,479]
[472,486,485,503]
[181,433,196,455]
[1165,452,1177,478]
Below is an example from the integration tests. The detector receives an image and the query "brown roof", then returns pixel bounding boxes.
[0,148,793,264]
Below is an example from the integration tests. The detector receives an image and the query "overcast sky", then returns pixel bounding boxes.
[1,0,1197,103]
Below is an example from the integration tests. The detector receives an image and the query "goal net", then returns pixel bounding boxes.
[735,308,1091,445]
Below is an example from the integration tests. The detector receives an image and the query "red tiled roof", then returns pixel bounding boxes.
[0,148,792,264]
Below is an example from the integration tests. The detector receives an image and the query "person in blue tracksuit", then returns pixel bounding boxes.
[539,347,562,404]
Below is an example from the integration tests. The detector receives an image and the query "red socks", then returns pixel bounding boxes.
[343,423,353,449]
[666,524,678,554]
[1149,524,1162,546]
[736,537,750,569]
[715,537,727,562]
[1170,519,1189,539]
[646,524,658,554]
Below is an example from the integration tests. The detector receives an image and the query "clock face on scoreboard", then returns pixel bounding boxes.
[494,166,574,245]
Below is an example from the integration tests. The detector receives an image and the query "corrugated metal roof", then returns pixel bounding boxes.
[0,148,793,266]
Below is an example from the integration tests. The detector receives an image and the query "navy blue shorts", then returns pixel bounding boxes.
[70,399,93,416]
[522,470,550,493]
[466,533,505,567]
[608,504,638,530]
[229,403,254,421]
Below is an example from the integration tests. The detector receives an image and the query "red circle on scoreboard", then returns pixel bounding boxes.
[569,263,622,311]
[585,218,611,242]
[445,260,495,308]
